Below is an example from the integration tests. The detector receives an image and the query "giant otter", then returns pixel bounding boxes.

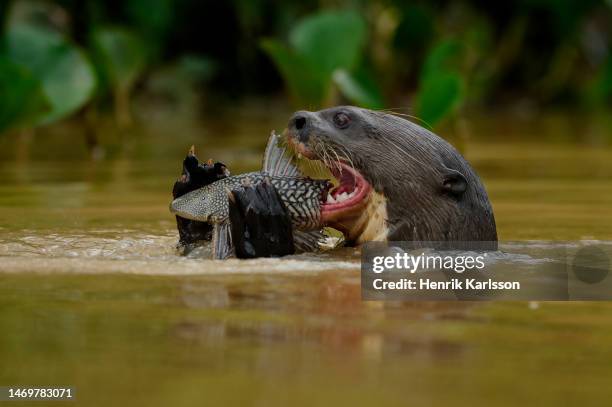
[285,106,498,246]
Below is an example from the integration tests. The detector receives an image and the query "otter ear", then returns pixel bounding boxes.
[441,167,467,198]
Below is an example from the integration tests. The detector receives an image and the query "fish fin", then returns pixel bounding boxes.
[293,230,326,253]
[262,131,302,177]
[212,222,234,259]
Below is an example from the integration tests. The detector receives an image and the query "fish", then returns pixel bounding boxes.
[170,132,332,259]
[172,146,230,250]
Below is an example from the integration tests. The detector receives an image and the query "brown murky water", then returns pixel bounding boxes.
[1,107,612,406]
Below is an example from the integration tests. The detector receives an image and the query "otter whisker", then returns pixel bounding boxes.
[327,144,343,169]
[384,136,429,169]
[338,146,359,188]
[329,147,343,169]
[324,144,342,175]
[314,144,333,175]
[321,146,335,172]
[375,108,434,130]
[313,144,325,166]
[335,145,357,173]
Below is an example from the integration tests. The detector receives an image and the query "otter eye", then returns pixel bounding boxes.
[333,112,351,129]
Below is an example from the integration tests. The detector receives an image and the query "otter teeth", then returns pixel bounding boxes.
[326,188,359,204]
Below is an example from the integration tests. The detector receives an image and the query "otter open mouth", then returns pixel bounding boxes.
[318,161,372,223]
[285,128,372,226]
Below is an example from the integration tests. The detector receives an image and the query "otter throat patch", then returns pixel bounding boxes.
[348,191,389,244]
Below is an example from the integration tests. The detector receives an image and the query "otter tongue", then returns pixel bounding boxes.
[334,185,353,196]
[331,170,356,198]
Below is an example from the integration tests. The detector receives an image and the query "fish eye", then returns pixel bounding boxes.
[333,112,351,129]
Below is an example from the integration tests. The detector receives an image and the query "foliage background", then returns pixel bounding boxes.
[1,0,611,137]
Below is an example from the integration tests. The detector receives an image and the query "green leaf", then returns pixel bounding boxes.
[415,71,463,127]
[260,39,326,106]
[333,69,384,109]
[5,24,96,125]
[261,10,371,107]
[415,38,466,127]
[0,56,50,134]
[289,10,367,80]
[91,27,148,95]
[421,39,463,80]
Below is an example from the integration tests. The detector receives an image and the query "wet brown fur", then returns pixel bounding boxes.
[287,106,498,245]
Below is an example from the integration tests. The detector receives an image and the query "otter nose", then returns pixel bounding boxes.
[294,116,306,130]
[289,111,311,143]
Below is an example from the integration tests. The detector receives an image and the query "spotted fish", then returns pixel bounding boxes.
[170,132,331,258]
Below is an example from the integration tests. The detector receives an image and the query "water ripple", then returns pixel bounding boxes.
[0,230,360,275]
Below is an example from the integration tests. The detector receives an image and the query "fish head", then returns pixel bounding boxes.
[170,184,225,223]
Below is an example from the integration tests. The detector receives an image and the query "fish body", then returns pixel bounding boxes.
[171,171,330,230]
[169,132,331,258]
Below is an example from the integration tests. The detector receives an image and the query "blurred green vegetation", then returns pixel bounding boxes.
[261,10,384,109]
[1,0,611,136]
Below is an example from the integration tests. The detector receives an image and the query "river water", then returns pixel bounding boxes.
[1,106,612,406]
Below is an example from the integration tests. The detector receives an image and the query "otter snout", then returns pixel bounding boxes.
[289,111,313,143]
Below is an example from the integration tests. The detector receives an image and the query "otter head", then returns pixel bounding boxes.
[285,106,497,244]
